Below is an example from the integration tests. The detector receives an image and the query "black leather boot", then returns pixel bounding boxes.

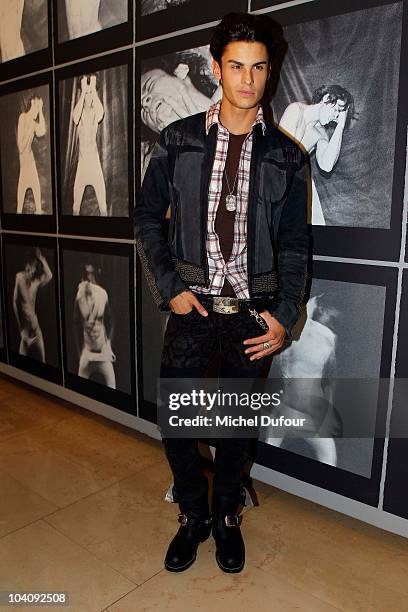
[164,495,212,572]
[212,494,245,573]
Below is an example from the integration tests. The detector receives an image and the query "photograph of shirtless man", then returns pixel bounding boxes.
[141,47,221,178]
[12,248,52,362]
[17,96,47,214]
[279,85,354,226]
[0,0,25,62]
[73,263,116,388]
[264,294,342,467]
[60,0,127,42]
[64,0,102,39]
[0,84,53,218]
[0,0,49,64]
[72,74,107,216]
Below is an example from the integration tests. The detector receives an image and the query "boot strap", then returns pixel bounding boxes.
[178,513,212,527]
[224,514,240,527]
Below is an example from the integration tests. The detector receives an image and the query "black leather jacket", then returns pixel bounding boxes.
[134,111,311,337]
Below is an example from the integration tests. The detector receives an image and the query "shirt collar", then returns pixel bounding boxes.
[205,99,266,136]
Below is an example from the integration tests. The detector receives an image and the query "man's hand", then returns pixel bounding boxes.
[335,106,348,129]
[169,290,208,316]
[243,310,286,360]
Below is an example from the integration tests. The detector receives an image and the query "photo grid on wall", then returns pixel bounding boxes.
[0,0,407,518]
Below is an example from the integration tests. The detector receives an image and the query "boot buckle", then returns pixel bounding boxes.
[224,514,240,527]
[178,513,188,526]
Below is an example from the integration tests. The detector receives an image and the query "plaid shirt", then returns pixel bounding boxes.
[190,100,266,298]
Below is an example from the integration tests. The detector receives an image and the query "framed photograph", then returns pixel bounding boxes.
[136,0,247,41]
[137,261,170,422]
[0,0,51,81]
[0,242,7,363]
[255,260,397,506]
[55,51,133,238]
[136,28,220,188]
[255,0,407,260]
[53,0,132,63]
[59,239,135,414]
[383,269,408,519]
[1,234,61,383]
[0,72,56,233]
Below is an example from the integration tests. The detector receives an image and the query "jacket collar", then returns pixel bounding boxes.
[205,99,266,136]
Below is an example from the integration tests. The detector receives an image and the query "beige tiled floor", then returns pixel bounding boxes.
[0,374,408,612]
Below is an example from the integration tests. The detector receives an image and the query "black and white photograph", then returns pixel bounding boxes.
[57,0,128,42]
[383,269,408,520]
[270,1,402,228]
[56,52,133,238]
[0,74,55,232]
[261,0,407,260]
[0,0,48,63]
[1,234,61,382]
[137,32,221,184]
[0,0,51,80]
[263,278,386,477]
[140,44,220,179]
[60,240,135,413]
[136,0,246,41]
[53,0,132,63]
[255,261,396,506]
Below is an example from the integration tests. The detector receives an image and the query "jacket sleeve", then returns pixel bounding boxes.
[134,128,189,311]
[269,148,311,338]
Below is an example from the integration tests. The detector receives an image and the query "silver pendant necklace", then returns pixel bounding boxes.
[224,166,239,212]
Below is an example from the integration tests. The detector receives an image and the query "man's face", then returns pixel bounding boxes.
[141,69,186,132]
[212,41,270,111]
[24,262,35,280]
[84,265,96,283]
[318,95,347,126]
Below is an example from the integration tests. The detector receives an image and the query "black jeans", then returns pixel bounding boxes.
[160,302,273,506]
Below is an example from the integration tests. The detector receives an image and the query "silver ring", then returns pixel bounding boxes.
[263,341,271,350]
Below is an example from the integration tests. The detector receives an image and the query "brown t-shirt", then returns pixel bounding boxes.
[214,132,248,296]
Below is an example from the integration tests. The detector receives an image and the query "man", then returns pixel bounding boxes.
[135,13,310,574]
[0,0,25,63]
[141,50,221,178]
[12,248,52,362]
[65,0,102,40]
[72,74,107,216]
[265,294,342,466]
[73,263,116,389]
[17,96,46,214]
[279,85,354,225]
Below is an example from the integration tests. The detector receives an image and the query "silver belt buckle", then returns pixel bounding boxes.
[213,296,239,314]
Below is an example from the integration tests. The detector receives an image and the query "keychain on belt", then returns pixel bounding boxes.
[248,308,269,332]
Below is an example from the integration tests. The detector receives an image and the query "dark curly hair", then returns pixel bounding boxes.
[312,85,356,128]
[210,12,278,66]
